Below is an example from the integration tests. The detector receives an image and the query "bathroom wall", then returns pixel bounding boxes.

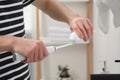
[23,2,88,80]
[93,0,120,74]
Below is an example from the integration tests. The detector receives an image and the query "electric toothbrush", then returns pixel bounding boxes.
[13,32,82,61]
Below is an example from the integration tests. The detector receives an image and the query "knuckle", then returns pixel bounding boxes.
[37,40,42,44]
[36,41,40,45]
[37,40,43,45]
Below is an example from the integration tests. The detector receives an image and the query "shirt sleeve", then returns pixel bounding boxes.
[22,0,35,7]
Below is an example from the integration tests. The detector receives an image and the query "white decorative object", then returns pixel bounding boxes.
[96,0,120,34]
[96,0,110,34]
[103,0,120,28]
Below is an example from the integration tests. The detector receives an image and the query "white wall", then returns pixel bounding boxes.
[93,0,120,74]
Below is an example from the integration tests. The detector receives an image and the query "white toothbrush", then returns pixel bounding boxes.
[13,32,82,61]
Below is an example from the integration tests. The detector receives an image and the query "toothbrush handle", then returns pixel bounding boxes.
[13,53,26,61]
[13,46,56,61]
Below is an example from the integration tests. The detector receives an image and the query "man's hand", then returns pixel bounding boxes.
[12,37,48,63]
[69,17,93,41]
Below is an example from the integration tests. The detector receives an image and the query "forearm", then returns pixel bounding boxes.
[43,0,77,24]
[0,36,14,52]
[33,0,93,41]
[33,0,78,24]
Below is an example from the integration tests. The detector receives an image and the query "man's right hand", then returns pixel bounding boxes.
[11,37,48,63]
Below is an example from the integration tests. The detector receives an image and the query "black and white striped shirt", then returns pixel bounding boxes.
[0,0,34,80]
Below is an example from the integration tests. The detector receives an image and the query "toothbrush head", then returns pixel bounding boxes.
[69,32,80,44]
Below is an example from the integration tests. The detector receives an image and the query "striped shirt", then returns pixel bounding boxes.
[0,0,34,80]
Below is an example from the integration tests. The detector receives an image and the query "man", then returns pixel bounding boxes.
[0,0,93,80]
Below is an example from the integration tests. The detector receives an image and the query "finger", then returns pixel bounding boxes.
[37,44,41,61]
[28,51,35,62]
[40,41,48,61]
[87,19,94,36]
[34,45,39,62]
[72,23,84,39]
[82,19,91,39]
[33,42,42,62]
[41,42,48,58]
[38,41,44,61]
[36,47,40,61]
[70,22,74,31]
[77,21,88,41]
[25,50,35,63]
[43,47,48,58]
[23,53,31,63]
[22,54,28,63]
